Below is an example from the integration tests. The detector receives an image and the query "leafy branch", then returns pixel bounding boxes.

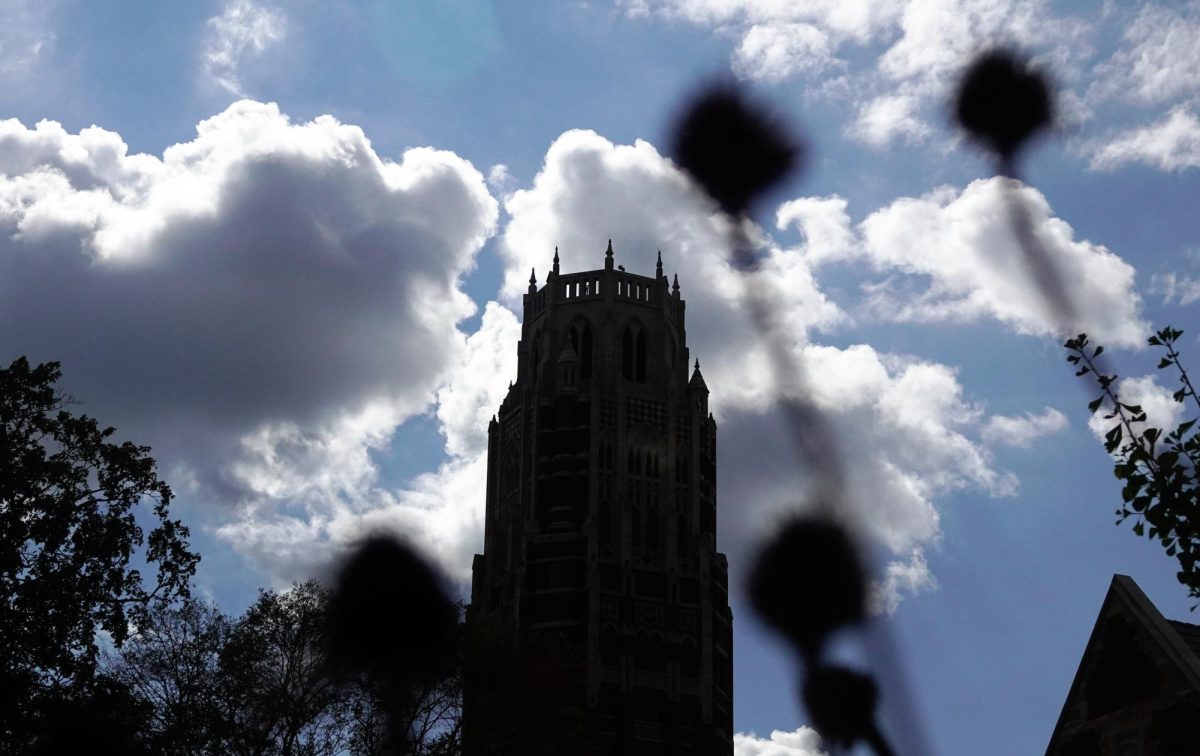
[1065,327,1200,604]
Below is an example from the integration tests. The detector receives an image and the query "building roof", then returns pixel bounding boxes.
[1045,574,1200,755]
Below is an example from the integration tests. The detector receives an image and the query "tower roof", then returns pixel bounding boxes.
[689,358,708,392]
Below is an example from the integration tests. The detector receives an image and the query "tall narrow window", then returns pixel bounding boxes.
[635,331,647,382]
[581,325,593,378]
[600,500,611,542]
[622,328,633,380]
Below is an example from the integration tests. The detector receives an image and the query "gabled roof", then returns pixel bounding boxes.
[1045,574,1200,754]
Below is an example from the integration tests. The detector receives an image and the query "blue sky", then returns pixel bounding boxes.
[2,1,1199,753]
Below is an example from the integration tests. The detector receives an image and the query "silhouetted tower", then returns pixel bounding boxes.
[466,242,733,755]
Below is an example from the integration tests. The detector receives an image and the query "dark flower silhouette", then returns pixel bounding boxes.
[746,516,867,659]
[326,535,458,685]
[804,665,892,755]
[955,49,1053,167]
[672,83,801,216]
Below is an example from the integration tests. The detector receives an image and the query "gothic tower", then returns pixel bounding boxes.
[466,242,733,755]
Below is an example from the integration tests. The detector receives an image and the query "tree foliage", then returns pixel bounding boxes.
[102,596,231,754]
[103,581,463,755]
[0,356,198,748]
[1065,327,1200,603]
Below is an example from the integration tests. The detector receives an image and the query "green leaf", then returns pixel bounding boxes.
[1105,425,1123,453]
[1088,396,1103,413]
[1159,357,1173,369]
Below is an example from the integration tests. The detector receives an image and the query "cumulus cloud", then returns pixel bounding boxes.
[734,726,827,756]
[774,179,1147,347]
[498,129,1030,608]
[0,101,499,580]
[435,302,522,458]
[203,0,286,96]
[1090,108,1200,172]
[982,407,1068,448]
[855,178,1148,346]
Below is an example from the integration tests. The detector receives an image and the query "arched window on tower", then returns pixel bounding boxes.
[622,328,634,381]
[568,323,594,380]
[635,331,647,382]
[581,325,593,379]
[532,335,540,384]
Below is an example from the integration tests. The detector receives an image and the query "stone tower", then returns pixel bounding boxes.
[465,242,733,755]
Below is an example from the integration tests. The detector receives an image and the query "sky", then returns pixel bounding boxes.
[1,1,1199,753]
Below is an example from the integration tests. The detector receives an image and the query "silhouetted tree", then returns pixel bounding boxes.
[102,596,232,753]
[104,578,463,755]
[213,580,350,756]
[1066,327,1200,603]
[0,356,198,751]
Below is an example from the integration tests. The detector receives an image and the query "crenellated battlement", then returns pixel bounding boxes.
[523,241,684,322]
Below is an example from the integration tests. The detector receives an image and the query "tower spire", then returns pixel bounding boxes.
[656,249,663,278]
[672,272,680,295]
[604,239,614,271]
[552,246,560,276]
[528,267,537,295]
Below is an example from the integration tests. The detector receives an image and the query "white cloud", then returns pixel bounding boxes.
[734,726,828,756]
[0,0,54,82]
[774,195,857,267]
[872,547,935,615]
[848,92,930,147]
[1091,2,1200,106]
[1090,108,1200,172]
[436,302,522,458]
[732,23,837,82]
[203,0,286,97]
[622,0,902,42]
[1086,375,1186,445]
[1152,270,1200,306]
[0,101,499,581]
[621,0,1090,147]
[856,178,1148,347]
[486,163,516,197]
[982,407,1068,448]
[499,129,1027,609]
